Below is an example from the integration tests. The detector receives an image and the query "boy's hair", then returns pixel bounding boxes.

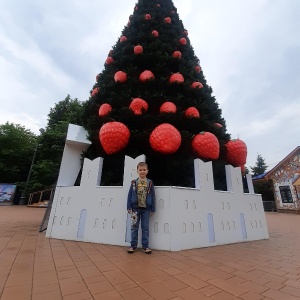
[137,162,148,169]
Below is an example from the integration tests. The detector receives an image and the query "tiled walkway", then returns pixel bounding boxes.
[0,207,300,300]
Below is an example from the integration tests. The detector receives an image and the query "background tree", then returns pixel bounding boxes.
[48,95,86,127]
[250,154,274,205]
[28,95,86,192]
[83,0,241,187]
[0,122,37,184]
[250,154,268,176]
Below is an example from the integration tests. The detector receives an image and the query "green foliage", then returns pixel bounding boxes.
[48,95,85,127]
[0,122,37,184]
[83,0,230,186]
[250,154,268,176]
[253,180,275,202]
[27,96,86,193]
[28,122,68,191]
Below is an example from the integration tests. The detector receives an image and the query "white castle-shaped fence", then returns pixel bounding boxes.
[46,124,269,251]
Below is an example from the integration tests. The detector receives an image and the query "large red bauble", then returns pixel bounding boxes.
[192,132,220,160]
[129,98,148,115]
[169,73,184,84]
[98,103,112,117]
[134,45,143,55]
[139,70,155,82]
[114,71,127,83]
[150,124,181,154]
[152,30,159,37]
[120,36,127,42]
[145,14,151,20]
[195,65,201,73]
[99,122,130,155]
[225,139,247,168]
[164,17,171,24]
[179,38,187,45]
[105,57,114,65]
[91,88,99,97]
[160,102,177,114]
[191,81,203,89]
[172,51,182,59]
[185,107,200,118]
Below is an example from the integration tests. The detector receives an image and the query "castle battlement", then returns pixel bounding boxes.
[46,124,269,251]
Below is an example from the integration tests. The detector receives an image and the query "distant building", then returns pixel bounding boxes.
[253,147,300,214]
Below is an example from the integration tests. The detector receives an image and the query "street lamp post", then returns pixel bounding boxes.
[19,128,44,205]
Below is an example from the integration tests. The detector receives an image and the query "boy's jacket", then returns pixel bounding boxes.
[127,178,156,212]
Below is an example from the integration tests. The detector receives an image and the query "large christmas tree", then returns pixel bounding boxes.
[83,0,247,187]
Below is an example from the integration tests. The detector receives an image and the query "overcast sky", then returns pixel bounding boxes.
[0,0,299,171]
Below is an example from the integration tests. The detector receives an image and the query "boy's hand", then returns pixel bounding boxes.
[127,209,132,214]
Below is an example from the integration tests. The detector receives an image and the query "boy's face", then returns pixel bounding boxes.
[137,166,148,179]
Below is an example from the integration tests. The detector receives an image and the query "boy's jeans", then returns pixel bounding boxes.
[131,208,150,248]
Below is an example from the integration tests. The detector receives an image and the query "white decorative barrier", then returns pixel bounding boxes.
[46,124,269,251]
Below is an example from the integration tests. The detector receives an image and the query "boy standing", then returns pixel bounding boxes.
[127,162,155,254]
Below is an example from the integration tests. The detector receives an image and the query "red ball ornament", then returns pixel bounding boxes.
[145,14,151,20]
[135,5,138,10]
[164,17,171,24]
[105,57,114,65]
[114,71,127,83]
[172,51,182,59]
[134,45,143,55]
[214,123,223,128]
[191,81,203,89]
[99,122,130,155]
[160,102,177,114]
[139,70,155,82]
[98,103,112,117]
[152,30,159,37]
[195,65,201,73]
[157,4,160,7]
[120,36,127,42]
[225,139,247,168]
[91,87,99,97]
[192,132,220,160]
[169,73,184,84]
[150,123,181,154]
[96,74,100,82]
[129,98,148,115]
[185,107,200,118]
[179,38,187,45]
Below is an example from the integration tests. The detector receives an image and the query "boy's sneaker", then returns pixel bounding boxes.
[142,247,152,254]
[127,247,136,253]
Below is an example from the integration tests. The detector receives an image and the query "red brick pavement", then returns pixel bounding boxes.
[0,206,300,299]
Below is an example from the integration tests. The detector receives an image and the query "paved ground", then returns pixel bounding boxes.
[0,206,300,300]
